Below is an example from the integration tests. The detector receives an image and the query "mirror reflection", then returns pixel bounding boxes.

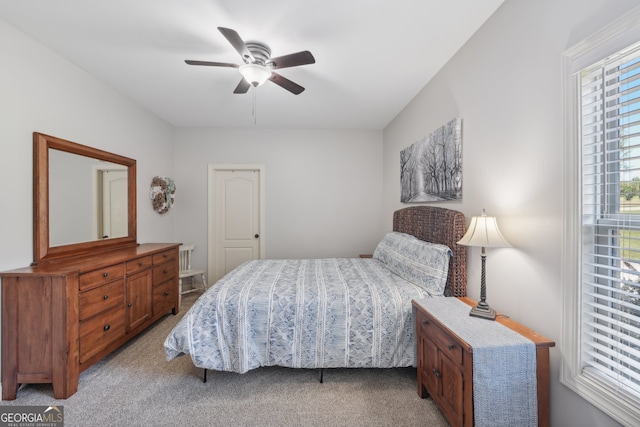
[49,149,128,246]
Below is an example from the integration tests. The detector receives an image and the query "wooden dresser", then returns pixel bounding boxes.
[413,297,555,427]
[1,243,180,400]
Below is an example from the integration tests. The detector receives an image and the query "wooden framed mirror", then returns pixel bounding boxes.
[33,132,137,264]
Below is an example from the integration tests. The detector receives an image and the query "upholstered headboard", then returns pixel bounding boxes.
[393,206,467,297]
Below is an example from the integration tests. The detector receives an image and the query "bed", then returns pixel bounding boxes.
[164,206,467,374]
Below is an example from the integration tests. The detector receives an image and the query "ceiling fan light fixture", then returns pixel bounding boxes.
[185,27,314,94]
[239,63,272,87]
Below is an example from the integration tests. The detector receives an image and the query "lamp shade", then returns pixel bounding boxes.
[239,63,272,87]
[457,210,511,248]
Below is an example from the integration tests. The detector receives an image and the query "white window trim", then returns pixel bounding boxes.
[562,6,640,426]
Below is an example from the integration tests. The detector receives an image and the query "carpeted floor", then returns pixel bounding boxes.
[1,294,448,426]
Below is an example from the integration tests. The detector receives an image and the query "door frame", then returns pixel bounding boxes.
[207,164,266,283]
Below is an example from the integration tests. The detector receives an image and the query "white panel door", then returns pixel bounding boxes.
[210,168,262,282]
[101,169,128,239]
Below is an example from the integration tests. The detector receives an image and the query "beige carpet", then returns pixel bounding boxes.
[1,294,448,427]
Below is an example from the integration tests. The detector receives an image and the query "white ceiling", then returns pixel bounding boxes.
[0,0,504,129]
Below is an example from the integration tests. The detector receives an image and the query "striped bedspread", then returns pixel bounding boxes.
[164,258,432,373]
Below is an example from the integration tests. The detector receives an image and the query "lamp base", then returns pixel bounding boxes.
[469,302,496,320]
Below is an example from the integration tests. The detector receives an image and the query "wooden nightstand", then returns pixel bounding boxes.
[412,297,555,427]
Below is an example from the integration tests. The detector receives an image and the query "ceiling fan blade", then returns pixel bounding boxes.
[233,78,251,94]
[185,60,238,68]
[269,72,305,95]
[268,51,315,69]
[218,27,254,63]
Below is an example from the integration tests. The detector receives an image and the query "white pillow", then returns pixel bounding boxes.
[373,232,451,296]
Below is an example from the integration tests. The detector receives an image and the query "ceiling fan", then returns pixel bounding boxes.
[185,27,315,95]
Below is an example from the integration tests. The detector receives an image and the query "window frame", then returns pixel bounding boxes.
[563,6,640,426]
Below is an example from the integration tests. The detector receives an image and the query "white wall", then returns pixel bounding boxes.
[382,1,639,426]
[173,128,383,277]
[0,16,176,272]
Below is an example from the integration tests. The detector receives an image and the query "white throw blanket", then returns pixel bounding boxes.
[414,297,537,427]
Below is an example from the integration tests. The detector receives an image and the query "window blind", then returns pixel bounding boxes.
[580,42,640,400]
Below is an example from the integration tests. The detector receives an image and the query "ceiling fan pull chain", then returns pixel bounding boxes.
[253,88,257,125]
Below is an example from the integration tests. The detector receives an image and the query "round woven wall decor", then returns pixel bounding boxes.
[149,176,176,214]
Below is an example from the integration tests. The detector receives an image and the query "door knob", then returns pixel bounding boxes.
[255,234,260,239]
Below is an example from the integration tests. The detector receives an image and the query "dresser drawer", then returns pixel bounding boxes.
[153,249,177,265]
[79,264,125,291]
[153,280,177,315]
[153,261,178,286]
[79,279,125,321]
[79,304,126,363]
[419,311,464,365]
[126,255,153,275]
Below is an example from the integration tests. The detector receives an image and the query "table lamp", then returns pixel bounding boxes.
[457,209,511,320]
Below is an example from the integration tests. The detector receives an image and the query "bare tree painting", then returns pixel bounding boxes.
[401,118,462,202]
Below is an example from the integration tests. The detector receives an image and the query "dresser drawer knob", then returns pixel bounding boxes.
[103,295,109,300]
[164,291,169,296]
[103,272,109,278]
[138,261,144,266]
[104,324,111,331]
[128,303,132,307]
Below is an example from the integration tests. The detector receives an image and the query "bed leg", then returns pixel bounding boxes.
[203,369,207,383]
[319,368,324,383]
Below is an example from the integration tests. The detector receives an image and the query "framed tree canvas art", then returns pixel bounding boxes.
[400,117,462,203]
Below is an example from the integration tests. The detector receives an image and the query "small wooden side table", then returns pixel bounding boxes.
[412,297,555,427]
